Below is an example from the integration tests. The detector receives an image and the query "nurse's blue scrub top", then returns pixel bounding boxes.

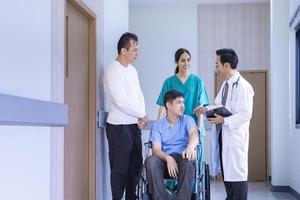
[156,74,209,136]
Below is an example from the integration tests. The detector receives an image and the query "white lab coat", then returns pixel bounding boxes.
[215,71,254,181]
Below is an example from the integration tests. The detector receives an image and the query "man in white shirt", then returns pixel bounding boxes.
[104,32,148,200]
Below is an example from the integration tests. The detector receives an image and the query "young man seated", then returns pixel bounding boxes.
[145,90,199,200]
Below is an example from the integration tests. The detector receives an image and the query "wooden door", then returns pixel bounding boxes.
[65,2,90,200]
[215,70,267,181]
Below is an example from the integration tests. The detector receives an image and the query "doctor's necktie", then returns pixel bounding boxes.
[221,81,229,106]
[216,81,229,131]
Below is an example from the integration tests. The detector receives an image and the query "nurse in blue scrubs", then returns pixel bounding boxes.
[156,48,209,143]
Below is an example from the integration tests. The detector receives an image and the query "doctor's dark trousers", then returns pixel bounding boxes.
[106,123,143,200]
[219,129,248,200]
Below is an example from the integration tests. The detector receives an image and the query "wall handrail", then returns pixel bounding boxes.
[0,93,68,126]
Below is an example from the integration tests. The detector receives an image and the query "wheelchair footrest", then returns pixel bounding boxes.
[164,180,178,194]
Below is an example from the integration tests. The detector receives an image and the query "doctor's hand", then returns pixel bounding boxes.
[207,114,224,125]
[193,106,207,116]
[166,155,178,179]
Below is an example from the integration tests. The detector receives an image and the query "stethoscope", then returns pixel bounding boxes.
[222,76,241,100]
[232,76,240,89]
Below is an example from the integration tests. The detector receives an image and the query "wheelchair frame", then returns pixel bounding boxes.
[136,141,210,200]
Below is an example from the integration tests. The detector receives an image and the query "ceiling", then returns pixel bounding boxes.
[130,0,269,6]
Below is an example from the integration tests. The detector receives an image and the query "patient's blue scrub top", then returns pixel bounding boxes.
[156,74,209,136]
[149,115,197,154]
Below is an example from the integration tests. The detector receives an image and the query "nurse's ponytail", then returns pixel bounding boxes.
[175,66,179,74]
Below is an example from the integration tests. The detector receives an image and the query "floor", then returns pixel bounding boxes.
[211,181,298,200]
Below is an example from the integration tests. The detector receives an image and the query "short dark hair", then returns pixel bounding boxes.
[216,48,239,69]
[163,90,184,109]
[117,32,138,54]
[174,48,191,74]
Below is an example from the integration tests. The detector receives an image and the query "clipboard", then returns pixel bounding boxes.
[204,105,232,118]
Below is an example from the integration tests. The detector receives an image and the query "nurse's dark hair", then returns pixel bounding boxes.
[163,90,184,109]
[216,48,238,69]
[117,32,138,54]
[174,48,191,74]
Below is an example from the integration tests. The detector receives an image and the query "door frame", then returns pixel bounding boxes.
[214,69,269,180]
[65,0,97,199]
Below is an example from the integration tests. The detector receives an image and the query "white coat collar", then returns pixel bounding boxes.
[226,71,240,85]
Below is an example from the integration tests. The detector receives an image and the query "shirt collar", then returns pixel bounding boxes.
[164,115,183,127]
[227,71,240,85]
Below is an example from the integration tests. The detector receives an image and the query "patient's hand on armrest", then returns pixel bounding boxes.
[182,148,197,161]
[183,126,199,161]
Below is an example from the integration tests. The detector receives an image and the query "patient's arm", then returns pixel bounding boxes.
[182,127,199,161]
[157,106,166,120]
[152,141,178,178]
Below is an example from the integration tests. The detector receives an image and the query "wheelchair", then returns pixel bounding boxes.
[136,141,210,200]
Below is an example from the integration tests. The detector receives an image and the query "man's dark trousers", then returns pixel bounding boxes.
[106,123,143,200]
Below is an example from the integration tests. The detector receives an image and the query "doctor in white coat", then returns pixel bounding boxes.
[197,48,254,200]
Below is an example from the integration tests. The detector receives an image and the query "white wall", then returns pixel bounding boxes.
[0,0,51,100]
[269,0,300,194]
[0,127,50,200]
[129,4,198,120]
[290,0,300,15]
[103,1,129,67]
[270,0,290,186]
[288,0,300,194]
[198,3,270,101]
[0,1,51,200]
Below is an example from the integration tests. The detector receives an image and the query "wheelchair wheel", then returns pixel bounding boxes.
[136,174,143,199]
[136,167,151,200]
[204,164,210,200]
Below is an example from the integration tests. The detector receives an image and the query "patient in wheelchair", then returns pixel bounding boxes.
[145,90,199,200]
